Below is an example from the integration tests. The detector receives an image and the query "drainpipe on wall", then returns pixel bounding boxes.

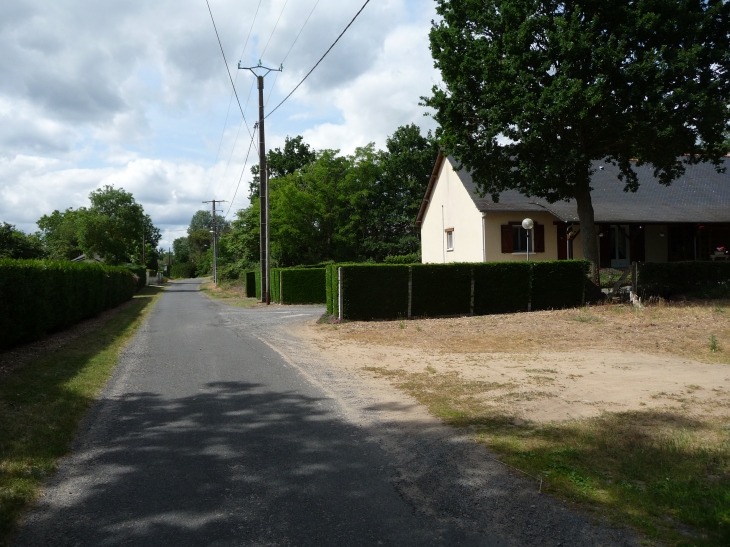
[481,213,487,262]
[441,205,445,263]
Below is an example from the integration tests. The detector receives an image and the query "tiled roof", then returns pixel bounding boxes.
[455,156,730,223]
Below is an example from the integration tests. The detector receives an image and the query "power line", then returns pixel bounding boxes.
[265,0,371,119]
[265,0,321,106]
[225,130,257,219]
[204,0,256,144]
[260,0,290,59]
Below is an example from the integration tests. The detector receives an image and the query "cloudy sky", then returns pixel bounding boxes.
[0,0,441,248]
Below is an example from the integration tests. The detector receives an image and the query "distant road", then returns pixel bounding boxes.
[13,279,502,546]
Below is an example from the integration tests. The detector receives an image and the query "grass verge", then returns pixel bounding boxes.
[0,285,165,545]
[365,366,730,547]
[199,279,259,307]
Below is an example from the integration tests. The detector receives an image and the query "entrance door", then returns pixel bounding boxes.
[610,225,630,268]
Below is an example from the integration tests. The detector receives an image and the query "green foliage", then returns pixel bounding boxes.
[411,264,472,317]
[250,135,316,200]
[36,208,84,260]
[382,252,421,264]
[330,261,591,321]
[280,269,326,304]
[170,263,196,279]
[341,265,410,320]
[0,223,45,259]
[531,261,591,311]
[638,261,730,298]
[244,270,257,298]
[0,259,136,350]
[172,237,191,263]
[473,262,532,314]
[124,265,147,290]
[425,0,730,266]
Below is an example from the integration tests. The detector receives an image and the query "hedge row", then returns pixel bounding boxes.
[326,261,592,321]
[638,261,730,298]
[0,259,137,350]
[170,262,196,279]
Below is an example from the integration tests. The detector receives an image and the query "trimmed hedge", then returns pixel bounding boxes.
[0,259,136,350]
[125,265,147,290]
[474,262,532,314]
[638,261,730,298]
[327,260,592,321]
[531,261,591,311]
[170,262,196,279]
[411,264,472,317]
[280,268,325,304]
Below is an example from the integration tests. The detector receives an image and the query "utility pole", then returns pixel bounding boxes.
[142,224,145,267]
[238,60,282,305]
[202,199,227,284]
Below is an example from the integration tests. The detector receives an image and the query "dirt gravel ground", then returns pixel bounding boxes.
[301,302,730,423]
[246,307,640,547]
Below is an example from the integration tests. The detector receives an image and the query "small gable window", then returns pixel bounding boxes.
[501,222,545,253]
[445,228,454,251]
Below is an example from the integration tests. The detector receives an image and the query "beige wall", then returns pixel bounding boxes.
[421,157,487,263]
[483,211,565,262]
[645,224,668,262]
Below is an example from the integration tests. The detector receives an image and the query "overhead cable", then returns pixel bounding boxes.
[225,131,257,219]
[265,0,371,119]
[266,0,321,106]
[204,0,256,145]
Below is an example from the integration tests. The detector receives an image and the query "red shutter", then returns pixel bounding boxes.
[534,223,545,252]
[501,225,513,253]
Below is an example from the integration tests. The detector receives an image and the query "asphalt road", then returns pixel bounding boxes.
[13,280,505,547]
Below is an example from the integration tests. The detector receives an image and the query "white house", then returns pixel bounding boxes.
[416,152,730,267]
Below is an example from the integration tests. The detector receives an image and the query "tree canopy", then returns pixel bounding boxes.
[218,126,437,271]
[0,223,45,259]
[37,186,160,266]
[424,0,730,268]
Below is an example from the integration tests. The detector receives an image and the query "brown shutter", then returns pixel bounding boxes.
[501,225,513,253]
[534,223,545,252]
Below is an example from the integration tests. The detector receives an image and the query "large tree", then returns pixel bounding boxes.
[249,135,316,200]
[425,0,730,271]
[0,223,45,259]
[78,186,160,265]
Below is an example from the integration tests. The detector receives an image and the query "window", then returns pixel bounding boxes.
[501,222,545,253]
[445,228,454,251]
[512,226,530,253]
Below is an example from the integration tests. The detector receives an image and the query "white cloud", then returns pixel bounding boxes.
[0,0,442,249]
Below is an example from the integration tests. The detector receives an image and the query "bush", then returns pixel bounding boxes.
[411,264,472,317]
[170,263,196,279]
[0,259,136,350]
[383,253,421,264]
[638,261,730,298]
[125,265,147,290]
[473,262,532,314]
[341,265,409,320]
[531,261,591,311]
[328,260,591,321]
[280,269,326,304]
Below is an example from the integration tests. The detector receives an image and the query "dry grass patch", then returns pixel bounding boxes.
[367,366,730,547]
[304,299,730,546]
[199,279,258,307]
[328,299,730,365]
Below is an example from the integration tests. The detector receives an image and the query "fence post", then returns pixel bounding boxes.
[280,270,283,304]
[470,267,475,316]
[407,267,412,319]
[338,267,343,321]
[527,263,533,312]
[632,262,638,296]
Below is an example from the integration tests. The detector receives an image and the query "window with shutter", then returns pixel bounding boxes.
[534,224,545,252]
[500,225,513,253]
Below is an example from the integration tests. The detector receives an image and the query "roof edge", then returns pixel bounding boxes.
[415,151,445,229]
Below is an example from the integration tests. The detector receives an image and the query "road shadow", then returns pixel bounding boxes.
[13,381,496,547]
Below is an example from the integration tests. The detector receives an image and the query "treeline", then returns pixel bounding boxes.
[0,186,162,269]
[180,124,437,278]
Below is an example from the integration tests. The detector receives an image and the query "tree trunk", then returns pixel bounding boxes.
[575,187,600,284]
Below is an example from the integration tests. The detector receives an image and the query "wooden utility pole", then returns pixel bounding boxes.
[238,61,282,305]
[203,199,226,284]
